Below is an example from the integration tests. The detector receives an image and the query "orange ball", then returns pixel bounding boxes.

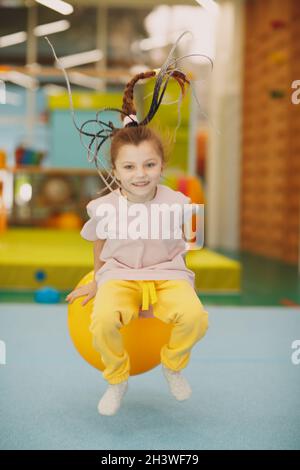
[56,212,82,229]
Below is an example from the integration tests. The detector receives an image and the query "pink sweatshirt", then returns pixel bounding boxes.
[80,184,195,289]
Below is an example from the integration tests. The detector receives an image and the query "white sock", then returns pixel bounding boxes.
[162,365,192,401]
[97,381,128,416]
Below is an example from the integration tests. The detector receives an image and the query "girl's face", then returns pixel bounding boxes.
[113,141,163,203]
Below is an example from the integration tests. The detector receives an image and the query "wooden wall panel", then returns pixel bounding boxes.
[241,0,300,264]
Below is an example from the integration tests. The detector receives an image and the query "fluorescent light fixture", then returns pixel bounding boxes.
[69,72,103,90]
[34,20,70,36]
[1,71,38,89]
[0,31,27,48]
[129,65,151,75]
[35,0,73,16]
[144,5,218,61]
[195,0,220,17]
[57,50,103,68]
[0,20,70,49]
[139,37,170,52]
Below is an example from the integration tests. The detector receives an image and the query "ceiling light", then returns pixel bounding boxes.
[35,0,73,16]
[0,31,27,48]
[0,71,38,89]
[129,65,151,75]
[0,20,70,49]
[69,72,103,90]
[139,37,170,52]
[34,20,70,36]
[195,0,220,17]
[57,50,103,68]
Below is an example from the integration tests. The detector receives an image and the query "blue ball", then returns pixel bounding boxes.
[35,270,46,281]
[34,287,60,304]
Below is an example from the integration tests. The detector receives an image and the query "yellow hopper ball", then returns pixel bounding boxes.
[68,271,173,376]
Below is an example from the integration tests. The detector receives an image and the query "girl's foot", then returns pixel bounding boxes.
[162,365,192,401]
[97,381,128,416]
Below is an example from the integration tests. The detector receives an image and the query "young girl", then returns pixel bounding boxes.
[61,32,210,416]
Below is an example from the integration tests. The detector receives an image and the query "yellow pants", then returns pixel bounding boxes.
[90,279,209,384]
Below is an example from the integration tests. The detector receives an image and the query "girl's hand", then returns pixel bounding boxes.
[65,280,98,306]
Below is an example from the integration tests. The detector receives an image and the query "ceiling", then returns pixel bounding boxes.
[0,0,196,8]
[0,0,205,67]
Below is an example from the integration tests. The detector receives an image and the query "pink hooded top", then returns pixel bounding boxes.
[80,184,195,289]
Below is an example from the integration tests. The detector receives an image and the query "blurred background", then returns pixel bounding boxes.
[0,0,299,306]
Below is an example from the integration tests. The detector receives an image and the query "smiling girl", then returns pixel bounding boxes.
[62,33,210,417]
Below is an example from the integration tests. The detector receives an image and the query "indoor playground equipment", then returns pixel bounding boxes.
[0,228,241,293]
[164,171,205,204]
[0,181,7,233]
[0,149,6,168]
[15,145,46,167]
[68,271,173,375]
[0,150,7,233]
[44,212,82,229]
[242,0,300,264]
[196,129,208,178]
[34,286,60,304]
[0,76,241,294]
